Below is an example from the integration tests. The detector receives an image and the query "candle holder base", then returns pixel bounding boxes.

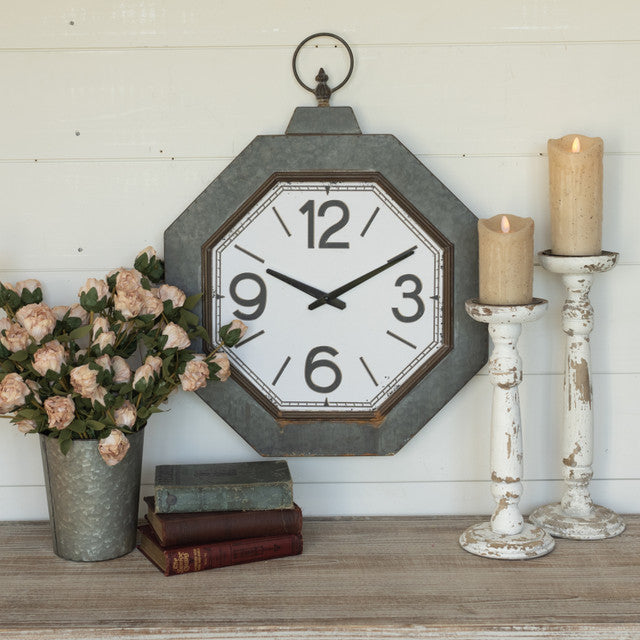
[459,522,555,560]
[529,503,625,540]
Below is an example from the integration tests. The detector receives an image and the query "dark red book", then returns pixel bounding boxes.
[143,496,303,547]
[137,525,303,576]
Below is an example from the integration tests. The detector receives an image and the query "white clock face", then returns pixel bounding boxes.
[208,177,451,419]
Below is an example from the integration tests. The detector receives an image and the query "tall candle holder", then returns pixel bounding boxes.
[529,250,625,539]
[460,298,555,560]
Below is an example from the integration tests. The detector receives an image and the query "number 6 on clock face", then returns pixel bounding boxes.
[204,174,453,421]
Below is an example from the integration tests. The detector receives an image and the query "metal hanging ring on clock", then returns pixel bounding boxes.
[292,32,354,96]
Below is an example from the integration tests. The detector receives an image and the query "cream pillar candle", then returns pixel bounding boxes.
[548,134,603,256]
[478,214,534,305]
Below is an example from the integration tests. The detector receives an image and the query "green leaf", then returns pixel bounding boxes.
[66,316,82,331]
[134,253,149,272]
[9,350,29,362]
[20,287,43,305]
[67,420,86,434]
[162,356,173,380]
[59,437,73,456]
[182,293,202,311]
[3,289,22,312]
[106,271,119,292]
[69,324,92,340]
[192,325,210,342]
[221,328,242,347]
[86,419,105,431]
[45,369,61,382]
[15,408,40,420]
[179,309,199,327]
[0,360,15,373]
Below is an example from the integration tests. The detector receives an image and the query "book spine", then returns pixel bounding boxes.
[157,505,303,547]
[162,534,303,576]
[154,482,293,513]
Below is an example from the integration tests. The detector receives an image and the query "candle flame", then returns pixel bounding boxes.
[571,136,581,153]
[500,215,510,233]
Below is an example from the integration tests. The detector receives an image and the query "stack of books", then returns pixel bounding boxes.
[137,460,303,576]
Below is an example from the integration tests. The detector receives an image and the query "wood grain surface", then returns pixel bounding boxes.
[1,516,639,639]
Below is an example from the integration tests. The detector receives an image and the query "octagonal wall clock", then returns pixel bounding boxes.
[165,34,487,456]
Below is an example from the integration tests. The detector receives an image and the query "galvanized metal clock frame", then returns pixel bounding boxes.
[164,35,487,456]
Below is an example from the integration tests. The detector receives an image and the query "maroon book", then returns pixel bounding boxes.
[143,496,302,547]
[137,524,303,576]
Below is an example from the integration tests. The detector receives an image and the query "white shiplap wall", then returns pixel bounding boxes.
[1,0,639,519]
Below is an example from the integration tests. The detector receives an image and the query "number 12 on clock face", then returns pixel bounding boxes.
[210,178,451,419]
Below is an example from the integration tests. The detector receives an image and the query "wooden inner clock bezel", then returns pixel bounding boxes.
[201,170,454,425]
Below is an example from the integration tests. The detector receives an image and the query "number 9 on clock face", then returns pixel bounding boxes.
[205,175,452,421]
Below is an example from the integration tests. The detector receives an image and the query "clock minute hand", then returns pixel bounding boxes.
[308,246,418,311]
[266,268,346,310]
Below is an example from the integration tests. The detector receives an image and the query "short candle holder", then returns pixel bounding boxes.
[529,250,625,540]
[460,298,555,560]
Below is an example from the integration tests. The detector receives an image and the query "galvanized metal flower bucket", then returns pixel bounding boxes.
[39,429,144,562]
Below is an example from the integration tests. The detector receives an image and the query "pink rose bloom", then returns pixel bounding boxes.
[95,354,112,371]
[51,305,69,321]
[144,355,162,376]
[70,364,100,398]
[91,330,116,352]
[90,386,107,406]
[14,303,56,342]
[91,317,110,339]
[0,373,30,414]
[141,289,163,318]
[157,284,186,309]
[111,356,131,383]
[78,278,109,301]
[44,395,75,431]
[15,279,41,296]
[133,363,154,390]
[98,429,130,466]
[162,322,190,350]
[1,282,17,293]
[26,379,41,404]
[68,304,89,324]
[0,318,10,332]
[115,269,142,294]
[114,400,137,428]
[0,321,30,352]
[32,340,66,376]
[228,319,248,339]
[210,352,231,382]
[179,356,209,392]
[16,419,37,434]
[113,290,144,319]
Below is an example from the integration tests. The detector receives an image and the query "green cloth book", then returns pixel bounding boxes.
[154,460,294,514]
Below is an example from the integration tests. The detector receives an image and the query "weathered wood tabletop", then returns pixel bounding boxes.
[1,516,639,640]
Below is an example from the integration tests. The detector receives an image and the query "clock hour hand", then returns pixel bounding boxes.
[308,246,418,311]
[266,268,346,310]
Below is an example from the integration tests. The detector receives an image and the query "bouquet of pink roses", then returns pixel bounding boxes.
[0,247,246,465]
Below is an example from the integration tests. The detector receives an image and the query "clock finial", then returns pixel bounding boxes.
[292,33,354,107]
[314,67,331,107]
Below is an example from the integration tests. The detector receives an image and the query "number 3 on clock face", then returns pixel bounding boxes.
[205,174,453,421]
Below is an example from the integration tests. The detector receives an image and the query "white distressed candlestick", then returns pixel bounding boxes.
[460,298,555,560]
[529,250,625,540]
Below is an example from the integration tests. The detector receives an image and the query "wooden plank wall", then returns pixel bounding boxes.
[1,0,639,518]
